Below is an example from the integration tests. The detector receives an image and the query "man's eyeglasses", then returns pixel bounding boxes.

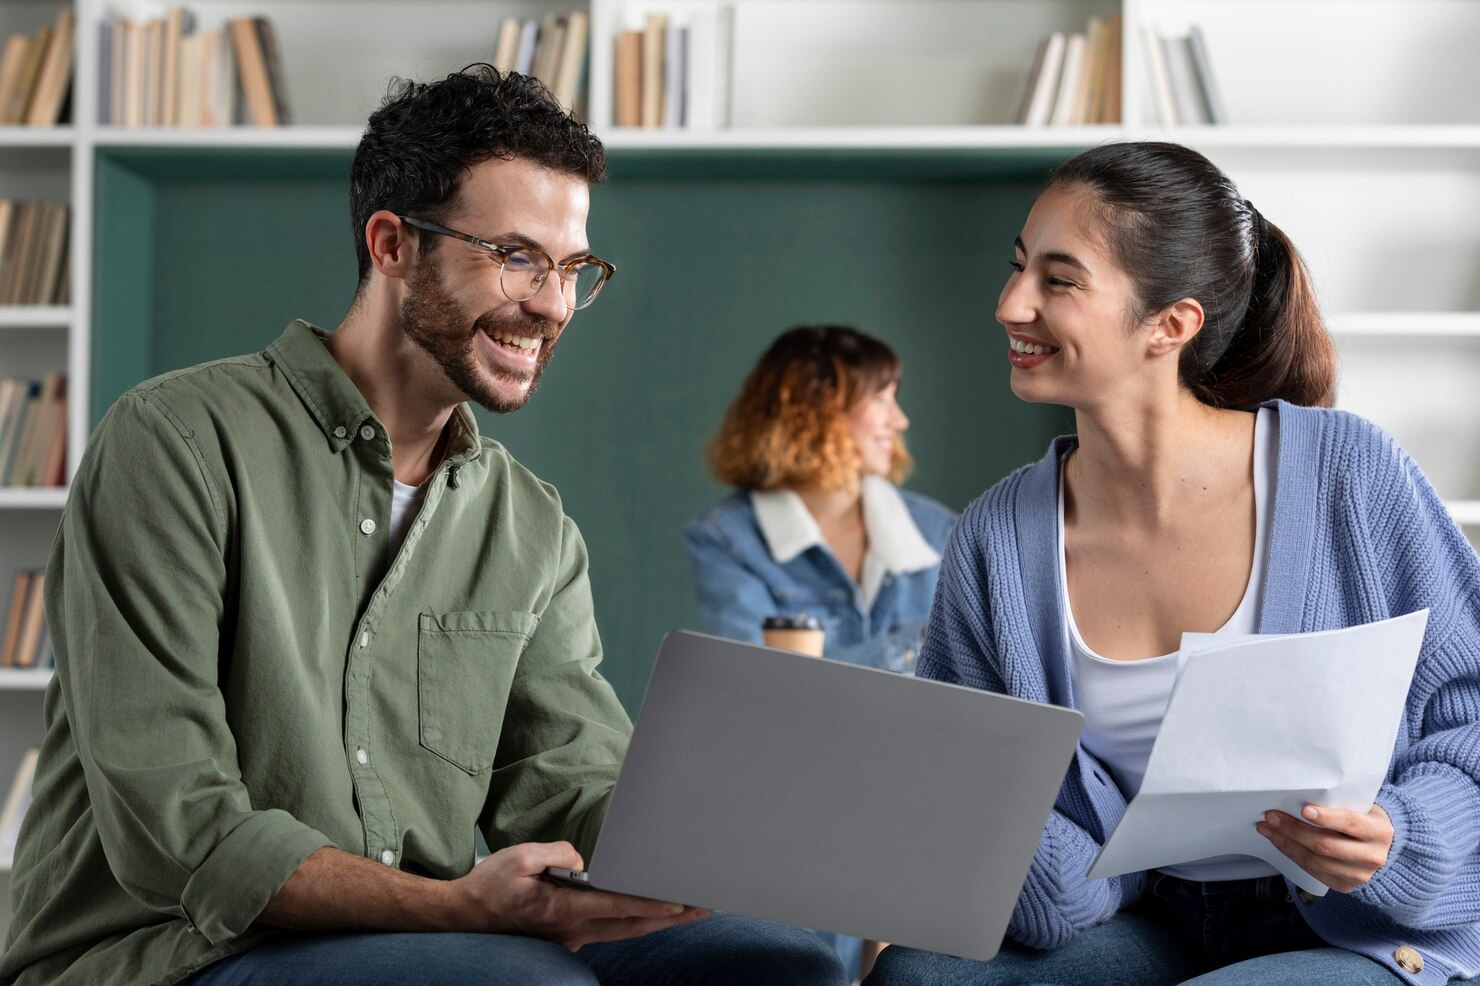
[397,215,615,311]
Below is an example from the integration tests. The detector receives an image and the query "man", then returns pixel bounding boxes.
[0,67,844,986]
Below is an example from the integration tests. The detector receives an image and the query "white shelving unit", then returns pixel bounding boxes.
[2,0,1479,940]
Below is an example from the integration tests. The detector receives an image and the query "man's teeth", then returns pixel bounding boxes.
[1011,338,1058,356]
[492,330,542,356]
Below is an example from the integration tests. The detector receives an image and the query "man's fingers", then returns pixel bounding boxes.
[562,909,713,950]
[555,886,692,922]
[506,841,584,876]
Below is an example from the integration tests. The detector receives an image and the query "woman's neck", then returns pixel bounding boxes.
[796,484,868,583]
[1069,390,1250,531]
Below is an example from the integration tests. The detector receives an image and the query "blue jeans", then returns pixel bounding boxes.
[185,913,846,985]
[865,874,1406,986]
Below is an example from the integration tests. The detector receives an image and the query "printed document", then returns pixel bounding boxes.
[1087,610,1428,896]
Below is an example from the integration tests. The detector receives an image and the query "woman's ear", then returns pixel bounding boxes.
[1147,298,1205,357]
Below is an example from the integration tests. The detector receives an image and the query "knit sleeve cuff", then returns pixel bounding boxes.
[1350,770,1480,922]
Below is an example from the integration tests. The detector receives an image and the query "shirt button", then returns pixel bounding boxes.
[380,849,396,866]
[360,425,375,441]
[1393,946,1424,974]
[359,631,370,648]
[1297,889,1317,905]
[360,518,377,535]
[333,425,347,439]
[356,748,368,765]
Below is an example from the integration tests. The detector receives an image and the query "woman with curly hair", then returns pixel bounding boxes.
[681,324,957,977]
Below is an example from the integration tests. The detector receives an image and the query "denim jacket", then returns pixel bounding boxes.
[682,477,957,672]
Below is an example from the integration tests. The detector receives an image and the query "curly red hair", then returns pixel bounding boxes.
[708,325,912,493]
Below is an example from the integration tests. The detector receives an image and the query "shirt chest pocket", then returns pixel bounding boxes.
[417,610,540,774]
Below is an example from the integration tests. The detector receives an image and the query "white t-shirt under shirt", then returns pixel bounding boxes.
[389,478,427,555]
[1061,408,1278,883]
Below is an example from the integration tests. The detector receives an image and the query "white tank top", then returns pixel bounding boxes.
[1062,408,1277,882]
[389,478,427,555]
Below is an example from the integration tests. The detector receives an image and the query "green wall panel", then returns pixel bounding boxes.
[93,154,1072,711]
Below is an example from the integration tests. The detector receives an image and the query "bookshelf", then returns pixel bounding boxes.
[2,0,1480,942]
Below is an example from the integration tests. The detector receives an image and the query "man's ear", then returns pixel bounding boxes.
[364,210,415,281]
[1146,297,1205,357]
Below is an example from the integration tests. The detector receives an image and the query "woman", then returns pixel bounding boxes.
[867,143,1480,985]
[682,324,956,979]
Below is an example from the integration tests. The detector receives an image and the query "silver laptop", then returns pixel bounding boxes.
[552,630,1083,962]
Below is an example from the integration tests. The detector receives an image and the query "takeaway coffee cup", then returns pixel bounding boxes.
[762,614,825,657]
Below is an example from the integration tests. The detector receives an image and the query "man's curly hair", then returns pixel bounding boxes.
[709,325,912,493]
[349,64,607,286]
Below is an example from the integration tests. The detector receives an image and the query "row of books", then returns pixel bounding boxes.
[1,749,39,862]
[0,9,75,127]
[0,375,67,489]
[98,8,291,128]
[613,7,734,130]
[0,202,69,307]
[1143,24,1227,126]
[492,11,589,115]
[1014,15,1122,126]
[1,571,50,670]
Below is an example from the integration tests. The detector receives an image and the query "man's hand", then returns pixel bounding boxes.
[453,841,710,950]
[1256,803,1394,893]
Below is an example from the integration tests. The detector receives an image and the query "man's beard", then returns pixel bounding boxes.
[399,255,560,414]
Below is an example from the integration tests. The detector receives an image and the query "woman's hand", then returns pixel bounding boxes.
[1256,803,1394,893]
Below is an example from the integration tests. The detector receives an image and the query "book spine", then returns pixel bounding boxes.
[1049,34,1087,127]
[1186,25,1227,125]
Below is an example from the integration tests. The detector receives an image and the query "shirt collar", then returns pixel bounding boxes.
[751,475,942,575]
[264,319,482,466]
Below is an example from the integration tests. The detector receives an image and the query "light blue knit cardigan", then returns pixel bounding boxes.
[918,401,1480,985]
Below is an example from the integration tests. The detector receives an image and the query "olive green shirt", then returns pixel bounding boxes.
[0,321,631,986]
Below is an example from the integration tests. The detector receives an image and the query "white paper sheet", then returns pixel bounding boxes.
[1087,609,1428,896]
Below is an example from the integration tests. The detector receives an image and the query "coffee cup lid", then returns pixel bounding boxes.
[763,614,822,631]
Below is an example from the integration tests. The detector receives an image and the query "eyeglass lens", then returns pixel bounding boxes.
[500,250,607,310]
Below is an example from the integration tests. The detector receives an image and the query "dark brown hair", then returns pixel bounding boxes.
[349,65,606,288]
[1050,141,1336,408]
[708,325,911,492]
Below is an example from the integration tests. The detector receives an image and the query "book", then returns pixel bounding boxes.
[1142,25,1177,126]
[12,570,45,669]
[614,29,641,128]
[663,23,685,128]
[1187,25,1226,125]
[1021,33,1066,127]
[641,13,666,128]
[254,19,291,127]
[160,7,185,128]
[0,35,31,126]
[552,11,588,113]
[514,19,539,76]
[684,6,719,130]
[142,19,160,126]
[4,202,37,304]
[1103,14,1122,124]
[13,26,50,125]
[0,571,28,667]
[0,377,25,483]
[36,374,65,487]
[1161,33,1209,125]
[97,18,114,124]
[229,17,276,126]
[530,13,565,89]
[28,8,76,126]
[0,748,40,859]
[4,378,42,484]
[492,18,521,74]
[1013,34,1049,125]
[1049,33,1087,126]
[32,204,67,308]
[1077,17,1105,125]
[124,20,144,128]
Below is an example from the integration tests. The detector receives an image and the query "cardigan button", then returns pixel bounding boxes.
[1393,946,1423,974]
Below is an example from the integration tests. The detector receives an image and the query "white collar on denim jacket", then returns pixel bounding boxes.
[751,475,942,609]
